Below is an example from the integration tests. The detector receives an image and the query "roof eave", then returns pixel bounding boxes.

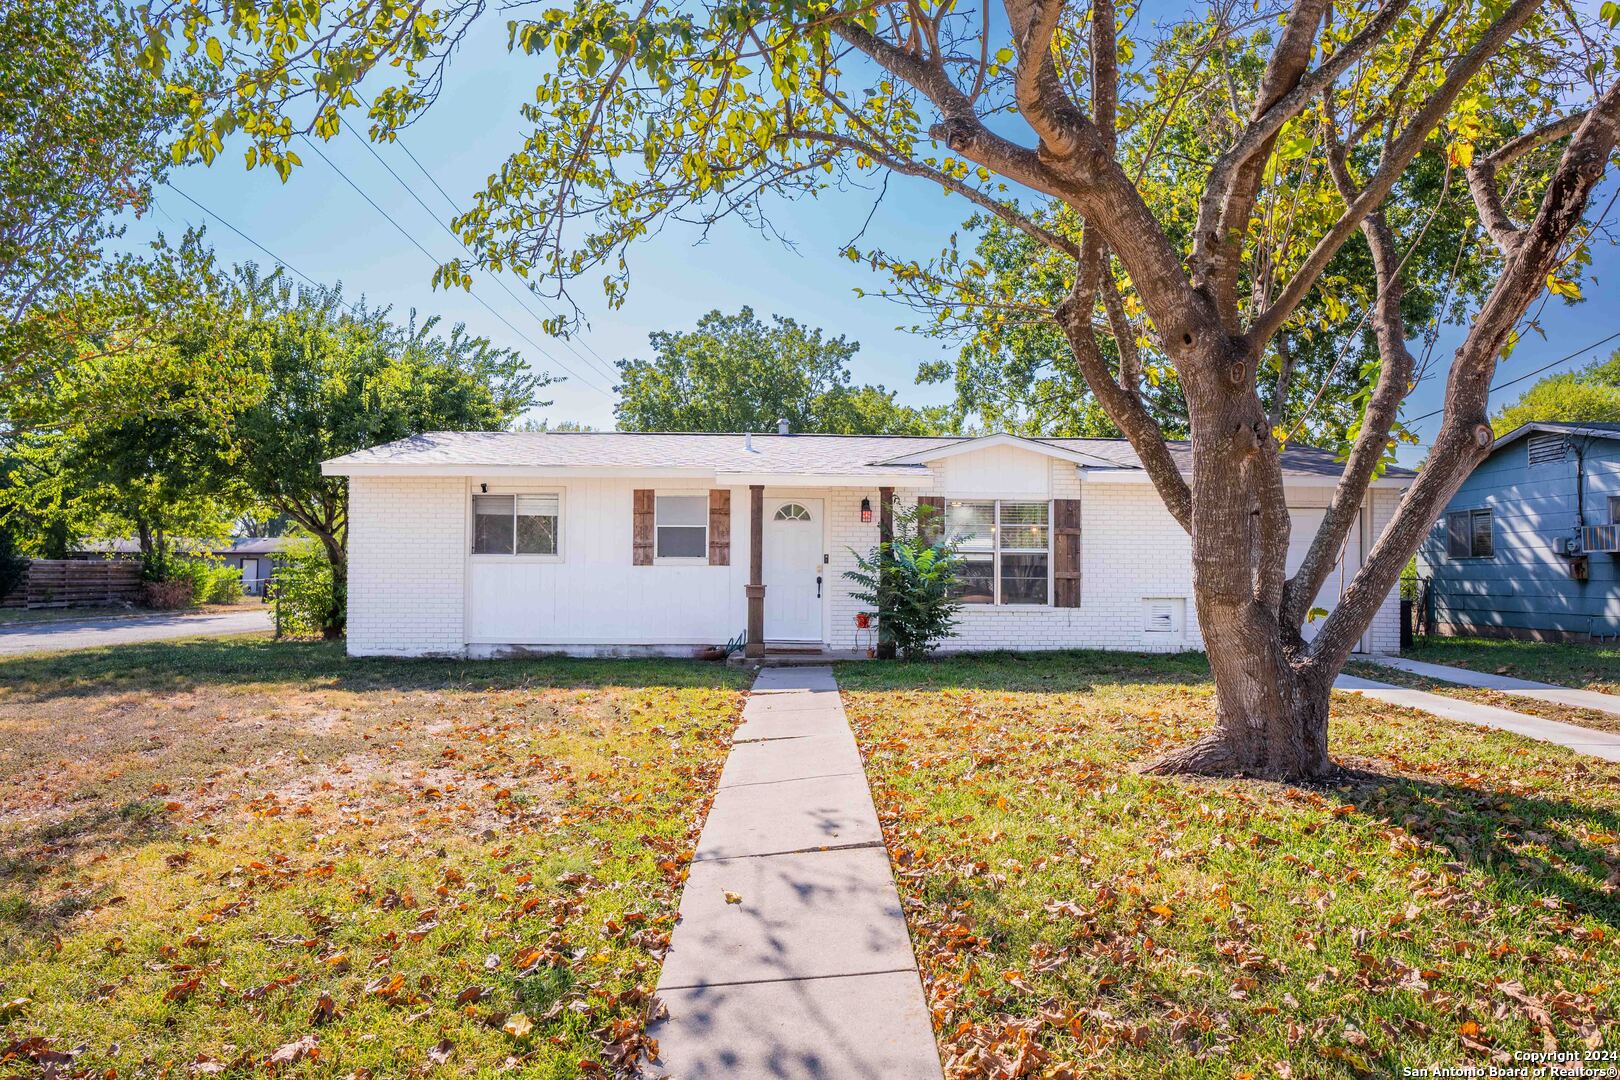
[1078,466,1411,489]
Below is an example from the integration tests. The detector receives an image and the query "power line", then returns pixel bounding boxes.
[295,135,615,399]
[166,182,336,297]
[348,97,619,377]
[1405,328,1620,427]
[339,125,620,385]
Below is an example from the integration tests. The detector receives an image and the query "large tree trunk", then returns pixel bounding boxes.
[315,530,346,640]
[1145,608,1334,779]
[1139,332,1342,780]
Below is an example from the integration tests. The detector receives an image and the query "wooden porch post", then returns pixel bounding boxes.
[876,486,895,660]
[745,484,765,657]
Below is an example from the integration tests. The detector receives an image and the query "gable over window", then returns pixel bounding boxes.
[1446,508,1493,559]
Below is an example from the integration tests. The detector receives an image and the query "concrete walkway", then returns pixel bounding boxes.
[0,608,272,656]
[1336,674,1620,762]
[1366,655,1620,719]
[648,666,942,1080]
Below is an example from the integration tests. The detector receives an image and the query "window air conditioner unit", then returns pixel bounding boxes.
[1580,524,1619,553]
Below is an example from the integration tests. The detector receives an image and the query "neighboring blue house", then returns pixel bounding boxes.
[1420,421,1620,642]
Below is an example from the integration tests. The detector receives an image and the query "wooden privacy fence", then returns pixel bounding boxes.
[1,560,143,609]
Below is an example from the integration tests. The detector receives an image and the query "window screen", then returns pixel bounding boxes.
[1470,508,1494,558]
[474,493,560,555]
[515,494,559,555]
[656,495,708,558]
[1446,508,1493,558]
[474,495,516,555]
[1446,511,1471,560]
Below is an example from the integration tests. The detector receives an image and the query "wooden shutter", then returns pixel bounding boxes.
[1054,498,1082,607]
[633,489,655,565]
[917,496,945,544]
[708,490,731,565]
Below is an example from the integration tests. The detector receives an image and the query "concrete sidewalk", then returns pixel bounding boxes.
[1336,674,1620,762]
[648,666,942,1080]
[1366,655,1620,719]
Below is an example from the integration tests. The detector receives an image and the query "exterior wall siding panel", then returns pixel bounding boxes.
[344,446,1404,657]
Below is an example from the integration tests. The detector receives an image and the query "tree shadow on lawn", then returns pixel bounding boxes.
[1311,761,1620,931]
[0,636,752,703]
[0,798,176,942]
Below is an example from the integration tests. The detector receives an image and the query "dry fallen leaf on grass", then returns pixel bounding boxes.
[504,1012,535,1039]
[266,1034,319,1067]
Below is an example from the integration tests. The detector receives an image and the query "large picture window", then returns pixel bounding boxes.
[1445,508,1493,559]
[473,493,560,555]
[655,494,708,558]
[943,499,1050,605]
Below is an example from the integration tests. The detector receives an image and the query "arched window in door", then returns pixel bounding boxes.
[773,503,813,522]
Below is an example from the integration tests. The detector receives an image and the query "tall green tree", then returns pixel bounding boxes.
[0,233,250,566]
[145,0,1619,779]
[614,308,949,434]
[1492,351,1620,432]
[225,274,549,636]
[1,0,195,392]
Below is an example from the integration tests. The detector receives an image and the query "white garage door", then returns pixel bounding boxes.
[1286,508,1363,646]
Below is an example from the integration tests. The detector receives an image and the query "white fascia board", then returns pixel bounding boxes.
[718,470,929,488]
[320,462,718,479]
[1076,466,1411,489]
[877,432,1121,468]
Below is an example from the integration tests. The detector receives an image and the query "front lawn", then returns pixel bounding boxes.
[839,651,1620,1077]
[1405,637,1620,695]
[0,638,747,1076]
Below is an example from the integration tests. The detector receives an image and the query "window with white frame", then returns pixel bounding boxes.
[655,494,708,558]
[944,499,1050,605]
[473,493,560,555]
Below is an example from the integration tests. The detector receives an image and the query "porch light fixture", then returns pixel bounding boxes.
[860,497,873,523]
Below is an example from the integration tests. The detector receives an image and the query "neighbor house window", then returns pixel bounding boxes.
[473,493,560,555]
[1445,508,1493,559]
[944,499,1050,605]
[655,494,708,558]
[1610,495,1620,525]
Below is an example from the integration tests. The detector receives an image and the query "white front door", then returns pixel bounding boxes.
[763,498,824,642]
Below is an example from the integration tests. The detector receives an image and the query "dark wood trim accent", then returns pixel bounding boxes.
[1054,497,1082,607]
[745,484,765,656]
[708,489,731,565]
[917,495,945,545]
[632,489,655,565]
[877,487,895,660]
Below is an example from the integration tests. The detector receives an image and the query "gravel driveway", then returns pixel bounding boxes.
[0,608,273,656]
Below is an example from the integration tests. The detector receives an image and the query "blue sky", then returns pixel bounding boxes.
[117,12,1619,467]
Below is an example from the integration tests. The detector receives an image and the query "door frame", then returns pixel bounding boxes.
[763,495,827,644]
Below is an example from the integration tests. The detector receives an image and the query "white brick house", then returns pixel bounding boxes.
[322,431,1410,658]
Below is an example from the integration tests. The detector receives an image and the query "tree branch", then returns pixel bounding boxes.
[1466,110,1591,252]
[1250,0,1546,347]
[1310,80,1620,666]
[1057,237,1193,530]
[787,128,1082,259]
[1195,0,1414,318]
